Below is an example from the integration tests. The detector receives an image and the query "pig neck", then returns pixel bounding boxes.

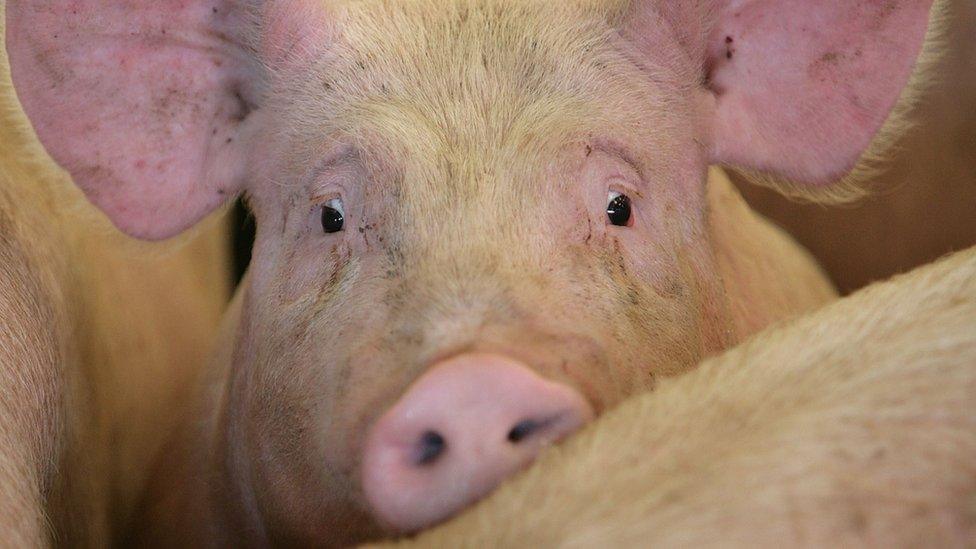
[705,168,838,340]
[0,54,230,546]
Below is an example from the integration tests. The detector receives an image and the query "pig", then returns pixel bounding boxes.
[5,0,937,545]
[0,7,232,545]
[394,245,976,548]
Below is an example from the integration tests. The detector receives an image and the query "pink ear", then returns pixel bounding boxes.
[6,1,261,240]
[703,0,935,186]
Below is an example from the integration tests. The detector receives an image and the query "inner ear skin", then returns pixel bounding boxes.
[701,0,936,186]
[5,1,267,239]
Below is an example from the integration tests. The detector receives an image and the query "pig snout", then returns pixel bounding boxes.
[361,353,594,532]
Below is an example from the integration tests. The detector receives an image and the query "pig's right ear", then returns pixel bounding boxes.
[698,1,938,193]
[5,2,262,240]
[629,1,938,196]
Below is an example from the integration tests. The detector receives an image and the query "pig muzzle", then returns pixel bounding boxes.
[361,353,593,532]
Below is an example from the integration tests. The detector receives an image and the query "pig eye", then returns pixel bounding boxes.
[607,191,632,227]
[321,198,345,234]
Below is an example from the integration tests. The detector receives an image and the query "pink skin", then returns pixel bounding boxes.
[4,1,261,239]
[6,0,934,544]
[361,354,594,532]
[705,0,934,184]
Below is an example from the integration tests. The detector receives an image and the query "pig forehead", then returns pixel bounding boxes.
[332,0,627,61]
[274,0,685,164]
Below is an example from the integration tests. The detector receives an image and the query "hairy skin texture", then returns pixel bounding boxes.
[5,0,938,545]
[0,7,233,544]
[392,246,976,547]
[130,3,836,544]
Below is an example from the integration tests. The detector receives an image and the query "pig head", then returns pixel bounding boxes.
[5,0,935,544]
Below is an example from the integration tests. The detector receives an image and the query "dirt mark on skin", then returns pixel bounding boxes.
[819,51,841,64]
[724,36,735,60]
[869,0,901,31]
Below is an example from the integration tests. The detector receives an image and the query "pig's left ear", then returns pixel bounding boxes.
[694,0,938,190]
[5,2,262,240]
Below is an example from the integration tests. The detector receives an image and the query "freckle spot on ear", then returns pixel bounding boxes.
[820,51,841,64]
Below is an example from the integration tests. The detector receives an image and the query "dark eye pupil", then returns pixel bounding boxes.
[321,206,344,233]
[607,194,632,226]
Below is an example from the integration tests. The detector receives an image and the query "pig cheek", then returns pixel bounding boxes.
[272,234,354,306]
[607,193,690,305]
[284,271,401,482]
[529,250,644,407]
[589,236,701,386]
[233,247,384,534]
[315,314,415,472]
[247,315,369,524]
[622,222,735,364]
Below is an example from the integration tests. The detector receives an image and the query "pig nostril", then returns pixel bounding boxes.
[507,418,550,444]
[415,430,447,466]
